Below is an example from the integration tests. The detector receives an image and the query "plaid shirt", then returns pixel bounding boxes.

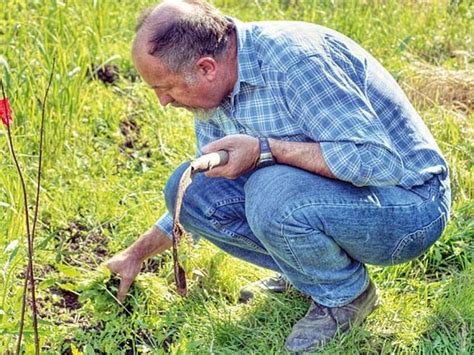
[156,19,448,236]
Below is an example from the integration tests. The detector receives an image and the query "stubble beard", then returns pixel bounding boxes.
[186,107,217,121]
[179,71,218,121]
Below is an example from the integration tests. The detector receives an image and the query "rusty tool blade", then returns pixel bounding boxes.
[171,150,229,296]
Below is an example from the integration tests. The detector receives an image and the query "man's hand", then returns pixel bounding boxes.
[201,134,260,179]
[105,227,173,302]
[106,250,143,302]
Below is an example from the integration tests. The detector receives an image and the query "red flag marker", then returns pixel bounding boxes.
[1,98,13,126]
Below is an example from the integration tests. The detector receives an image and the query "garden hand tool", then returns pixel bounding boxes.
[172,150,229,296]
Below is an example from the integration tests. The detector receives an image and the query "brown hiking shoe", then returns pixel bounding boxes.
[285,280,379,352]
[239,275,291,303]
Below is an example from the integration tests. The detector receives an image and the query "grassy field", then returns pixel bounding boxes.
[0,0,473,353]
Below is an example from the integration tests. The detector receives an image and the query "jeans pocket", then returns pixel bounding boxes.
[391,212,447,265]
[205,198,267,253]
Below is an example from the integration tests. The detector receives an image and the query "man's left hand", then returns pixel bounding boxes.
[201,134,260,179]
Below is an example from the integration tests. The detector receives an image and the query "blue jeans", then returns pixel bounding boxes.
[164,163,451,307]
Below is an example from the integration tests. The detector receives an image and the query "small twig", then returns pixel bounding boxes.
[16,277,28,354]
[14,58,56,354]
[12,57,56,354]
[32,58,55,240]
[1,79,40,354]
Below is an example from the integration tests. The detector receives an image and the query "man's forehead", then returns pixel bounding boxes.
[134,49,169,73]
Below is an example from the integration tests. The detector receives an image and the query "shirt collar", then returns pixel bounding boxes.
[229,18,266,97]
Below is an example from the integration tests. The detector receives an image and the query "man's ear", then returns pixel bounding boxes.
[196,57,217,81]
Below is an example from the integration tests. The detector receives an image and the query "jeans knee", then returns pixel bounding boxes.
[246,201,270,238]
[163,161,191,214]
[245,167,284,238]
[245,166,328,239]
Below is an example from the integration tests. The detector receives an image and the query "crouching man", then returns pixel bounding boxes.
[107,0,451,351]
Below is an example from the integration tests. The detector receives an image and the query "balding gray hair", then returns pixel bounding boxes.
[137,0,235,73]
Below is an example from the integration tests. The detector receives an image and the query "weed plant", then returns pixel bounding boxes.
[0,0,473,353]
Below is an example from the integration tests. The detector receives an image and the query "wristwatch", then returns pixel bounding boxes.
[256,137,276,168]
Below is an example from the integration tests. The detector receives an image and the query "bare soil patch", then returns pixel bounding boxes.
[89,64,120,85]
[52,221,111,267]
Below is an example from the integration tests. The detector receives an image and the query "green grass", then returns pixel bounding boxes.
[1,0,473,353]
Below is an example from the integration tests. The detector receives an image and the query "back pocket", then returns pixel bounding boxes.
[391,212,447,265]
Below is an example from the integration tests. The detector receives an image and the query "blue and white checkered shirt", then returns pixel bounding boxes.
[156,19,448,237]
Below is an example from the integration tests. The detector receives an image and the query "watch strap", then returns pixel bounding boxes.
[257,137,275,168]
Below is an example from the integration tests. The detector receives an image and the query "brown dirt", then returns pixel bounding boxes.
[116,117,152,175]
[36,286,88,328]
[60,339,73,355]
[120,117,140,137]
[18,263,56,279]
[89,64,120,85]
[162,334,175,352]
[52,221,111,267]
[141,256,166,273]
[50,286,81,310]
[118,117,151,158]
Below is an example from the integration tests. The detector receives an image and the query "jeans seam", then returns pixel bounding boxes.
[209,218,268,254]
[236,235,268,254]
[278,210,332,279]
[278,219,306,273]
[214,196,246,207]
[204,197,246,217]
[280,199,431,224]
[205,195,268,254]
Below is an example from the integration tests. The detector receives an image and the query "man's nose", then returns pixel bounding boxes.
[156,92,174,107]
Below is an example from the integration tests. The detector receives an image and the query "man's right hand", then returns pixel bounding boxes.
[105,227,173,302]
[106,250,143,302]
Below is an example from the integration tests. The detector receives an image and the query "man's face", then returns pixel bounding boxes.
[133,52,222,117]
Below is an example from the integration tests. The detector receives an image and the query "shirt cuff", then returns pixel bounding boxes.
[320,141,362,184]
[320,141,403,187]
[154,212,173,240]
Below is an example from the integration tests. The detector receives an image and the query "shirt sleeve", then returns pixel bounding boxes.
[154,212,173,240]
[285,54,404,187]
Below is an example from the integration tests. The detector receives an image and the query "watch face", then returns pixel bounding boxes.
[260,152,273,161]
